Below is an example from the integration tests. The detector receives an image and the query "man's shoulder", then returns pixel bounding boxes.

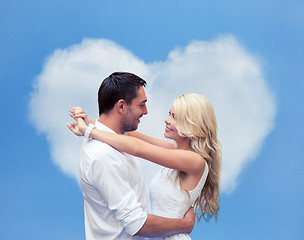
[82,139,122,160]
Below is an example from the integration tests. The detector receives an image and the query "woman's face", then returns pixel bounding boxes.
[164,106,181,141]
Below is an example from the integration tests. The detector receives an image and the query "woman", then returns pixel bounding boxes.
[69,93,221,239]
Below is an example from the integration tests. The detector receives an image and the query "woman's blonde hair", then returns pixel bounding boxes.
[173,93,221,221]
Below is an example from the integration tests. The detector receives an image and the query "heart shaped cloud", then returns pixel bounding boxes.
[29,35,276,193]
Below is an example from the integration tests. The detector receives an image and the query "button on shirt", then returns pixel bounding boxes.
[79,121,150,240]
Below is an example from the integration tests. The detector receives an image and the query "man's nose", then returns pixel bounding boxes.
[143,104,148,115]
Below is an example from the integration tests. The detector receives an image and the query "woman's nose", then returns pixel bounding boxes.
[164,116,170,124]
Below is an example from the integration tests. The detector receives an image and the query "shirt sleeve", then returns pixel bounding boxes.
[90,149,148,236]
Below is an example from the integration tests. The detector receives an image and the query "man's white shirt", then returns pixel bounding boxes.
[79,120,150,239]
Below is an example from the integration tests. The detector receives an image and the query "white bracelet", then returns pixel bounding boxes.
[84,124,95,139]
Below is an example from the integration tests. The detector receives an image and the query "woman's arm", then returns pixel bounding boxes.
[70,107,174,149]
[70,106,174,149]
[68,118,203,173]
[89,128,204,174]
[67,117,204,174]
[88,118,96,125]
[67,107,204,174]
[127,131,174,149]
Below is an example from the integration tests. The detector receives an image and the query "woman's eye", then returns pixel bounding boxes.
[168,111,176,119]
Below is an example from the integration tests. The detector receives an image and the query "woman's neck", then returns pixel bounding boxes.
[175,138,192,151]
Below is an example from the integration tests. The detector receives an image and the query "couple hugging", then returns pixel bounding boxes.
[67,72,221,240]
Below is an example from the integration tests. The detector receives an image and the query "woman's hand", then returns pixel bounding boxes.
[67,106,90,136]
[69,107,89,124]
[67,118,88,136]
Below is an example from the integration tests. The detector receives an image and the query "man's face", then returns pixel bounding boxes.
[120,86,148,133]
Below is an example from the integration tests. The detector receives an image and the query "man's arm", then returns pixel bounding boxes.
[91,150,195,238]
[135,207,195,238]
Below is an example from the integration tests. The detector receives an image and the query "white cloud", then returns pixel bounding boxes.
[29,36,276,194]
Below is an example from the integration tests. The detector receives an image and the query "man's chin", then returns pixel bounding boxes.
[126,125,138,132]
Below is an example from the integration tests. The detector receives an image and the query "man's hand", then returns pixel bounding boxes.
[183,207,195,234]
[135,208,196,238]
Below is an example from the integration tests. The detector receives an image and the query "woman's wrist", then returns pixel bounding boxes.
[84,124,95,139]
[88,118,96,125]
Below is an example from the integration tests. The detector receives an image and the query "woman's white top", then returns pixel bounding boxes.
[149,164,209,240]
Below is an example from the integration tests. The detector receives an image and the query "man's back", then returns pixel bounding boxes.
[79,121,150,240]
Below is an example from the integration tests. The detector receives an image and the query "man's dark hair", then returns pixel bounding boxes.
[98,72,147,115]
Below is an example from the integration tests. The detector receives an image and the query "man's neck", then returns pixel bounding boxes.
[98,114,123,134]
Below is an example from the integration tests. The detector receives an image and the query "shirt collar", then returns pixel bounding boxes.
[94,120,117,134]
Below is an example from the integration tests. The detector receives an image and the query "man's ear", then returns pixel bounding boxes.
[116,99,126,113]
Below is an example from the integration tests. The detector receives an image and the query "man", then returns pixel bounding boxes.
[68,72,195,239]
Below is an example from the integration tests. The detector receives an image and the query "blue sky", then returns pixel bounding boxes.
[1,0,303,239]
